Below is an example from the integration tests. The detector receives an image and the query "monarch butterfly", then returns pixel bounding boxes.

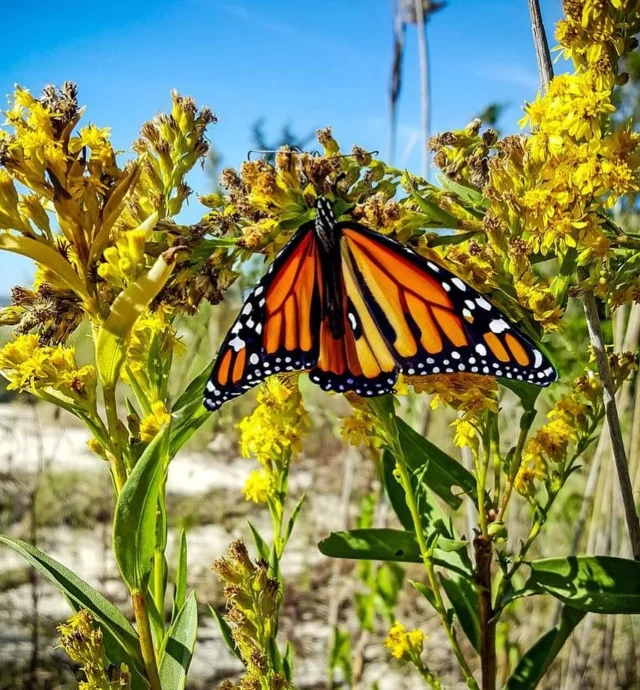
[203,197,556,411]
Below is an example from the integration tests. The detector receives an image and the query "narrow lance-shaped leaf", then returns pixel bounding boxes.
[0,232,94,309]
[439,574,481,652]
[525,556,640,614]
[172,530,188,622]
[159,592,198,690]
[209,605,244,664]
[318,529,472,577]
[504,606,585,690]
[96,247,178,388]
[0,535,142,670]
[113,425,170,592]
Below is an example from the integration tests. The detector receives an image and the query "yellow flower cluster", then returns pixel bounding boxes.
[385,621,426,661]
[556,0,639,90]
[340,409,381,448]
[238,376,309,465]
[406,373,498,453]
[212,540,291,690]
[139,401,171,443]
[514,366,609,498]
[124,307,184,397]
[0,334,96,407]
[238,376,309,504]
[242,468,276,504]
[508,72,639,259]
[58,610,130,690]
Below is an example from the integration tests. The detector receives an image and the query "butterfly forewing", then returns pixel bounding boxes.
[203,225,322,411]
[339,223,557,385]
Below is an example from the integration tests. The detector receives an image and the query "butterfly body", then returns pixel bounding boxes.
[203,197,556,411]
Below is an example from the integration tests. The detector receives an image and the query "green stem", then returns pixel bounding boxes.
[382,408,478,689]
[497,409,536,521]
[477,415,494,537]
[103,384,128,493]
[132,590,162,690]
[152,549,165,645]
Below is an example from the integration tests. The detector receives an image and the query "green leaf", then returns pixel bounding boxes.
[146,589,165,650]
[382,447,453,534]
[209,605,244,664]
[283,641,294,682]
[504,606,585,689]
[329,627,352,682]
[499,378,541,412]
[526,556,640,614]
[394,418,477,508]
[113,425,170,591]
[172,530,188,622]
[410,579,437,609]
[436,173,488,210]
[439,574,480,652]
[170,401,211,458]
[0,535,142,670]
[172,355,215,412]
[248,522,270,561]
[159,592,198,690]
[318,529,471,577]
[283,493,306,546]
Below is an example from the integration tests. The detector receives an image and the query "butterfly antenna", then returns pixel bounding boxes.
[247,148,379,161]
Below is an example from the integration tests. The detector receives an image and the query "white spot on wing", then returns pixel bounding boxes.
[249,353,260,365]
[489,319,509,334]
[533,349,543,368]
[451,278,466,292]
[229,336,245,352]
[476,297,491,311]
[475,344,487,356]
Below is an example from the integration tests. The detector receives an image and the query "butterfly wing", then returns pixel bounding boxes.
[339,223,557,386]
[203,225,322,411]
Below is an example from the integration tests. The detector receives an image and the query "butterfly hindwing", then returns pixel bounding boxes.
[340,223,556,386]
[203,225,322,411]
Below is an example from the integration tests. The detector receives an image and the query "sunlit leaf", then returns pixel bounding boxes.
[113,425,170,592]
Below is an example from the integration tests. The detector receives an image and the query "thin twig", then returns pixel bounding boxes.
[388,0,406,164]
[414,0,430,177]
[580,270,640,559]
[527,0,554,88]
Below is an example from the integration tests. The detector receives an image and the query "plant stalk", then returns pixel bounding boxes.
[132,590,162,690]
[474,535,496,690]
[527,0,553,89]
[414,0,430,177]
[579,271,640,559]
[103,384,128,493]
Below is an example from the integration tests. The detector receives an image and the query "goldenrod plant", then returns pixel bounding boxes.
[1,1,640,689]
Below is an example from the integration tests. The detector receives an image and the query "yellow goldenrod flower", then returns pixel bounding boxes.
[385,621,426,661]
[139,401,171,443]
[238,377,309,466]
[212,541,283,684]
[409,373,498,419]
[58,610,131,689]
[340,409,379,448]
[451,417,479,452]
[0,334,96,406]
[242,469,276,504]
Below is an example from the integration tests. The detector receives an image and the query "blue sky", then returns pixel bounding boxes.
[0,0,563,293]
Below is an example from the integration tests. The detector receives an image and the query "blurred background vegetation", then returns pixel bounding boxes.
[1,1,639,688]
